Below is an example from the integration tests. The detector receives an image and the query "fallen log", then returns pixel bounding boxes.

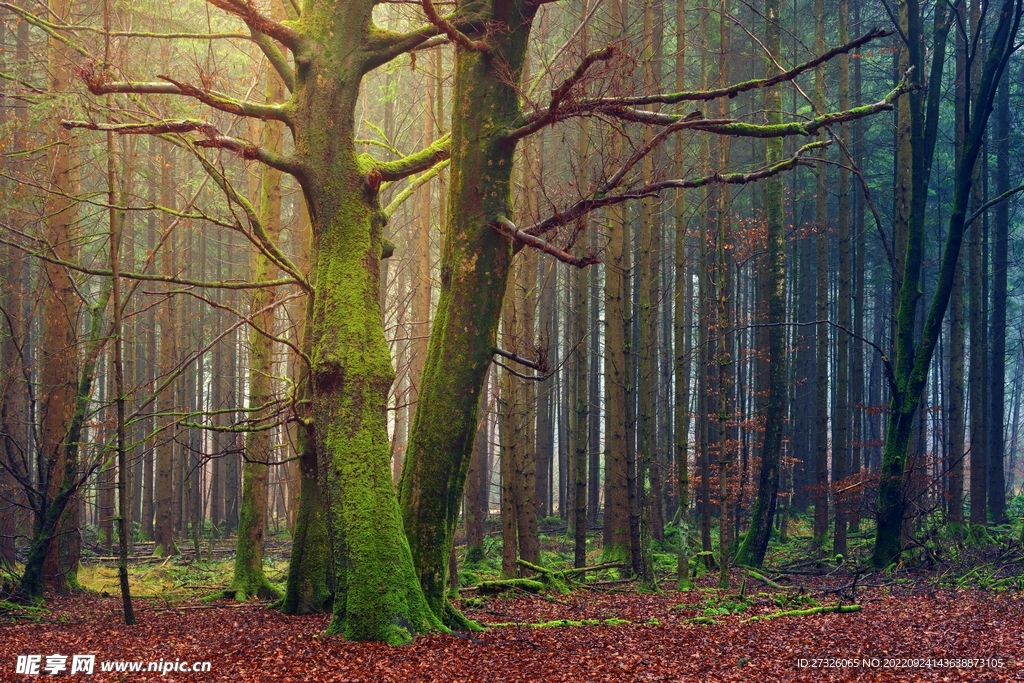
[745,603,861,622]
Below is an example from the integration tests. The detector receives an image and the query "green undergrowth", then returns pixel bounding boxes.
[0,599,50,624]
[457,531,624,598]
[77,557,288,603]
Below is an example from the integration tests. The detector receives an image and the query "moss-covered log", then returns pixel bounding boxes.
[745,604,861,622]
[477,578,545,594]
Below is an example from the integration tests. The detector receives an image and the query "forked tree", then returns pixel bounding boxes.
[60,0,451,643]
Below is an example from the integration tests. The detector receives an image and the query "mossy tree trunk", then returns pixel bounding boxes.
[287,3,447,643]
[872,0,1019,567]
[399,0,536,626]
[233,46,286,603]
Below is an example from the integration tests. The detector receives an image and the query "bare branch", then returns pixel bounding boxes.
[600,70,914,136]
[0,231,298,289]
[78,65,290,123]
[183,142,309,290]
[203,0,300,49]
[494,347,549,373]
[193,136,300,176]
[61,118,301,176]
[419,0,489,53]
[494,360,549,381]
[524,140,829,238]
[526,27,890,117]
[966,181,1024,227]
[493,216,600,267]
[505,45,618,144]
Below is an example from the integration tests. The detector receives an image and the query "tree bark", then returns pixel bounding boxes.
[812,0,829,548]
[399,0,537,628]
[988,67,1009,524]
[735,0,784,568]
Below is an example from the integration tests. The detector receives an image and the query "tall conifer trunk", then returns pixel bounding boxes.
[736,0,784,568]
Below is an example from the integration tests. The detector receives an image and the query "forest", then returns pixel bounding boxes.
[1,0,1024,677]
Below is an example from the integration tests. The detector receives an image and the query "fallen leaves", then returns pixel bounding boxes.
[0,584,1021,682]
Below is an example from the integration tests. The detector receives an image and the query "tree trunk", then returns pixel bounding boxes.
[464,383,489,562]
[536,261,555,519]
[988,67,1009,524]
[499,275,524,577]
[812,0,829,548]
[282,291,332,614]
[233,57,287,600]
[735,0,783,568]
[569,255,589,568]
[154,138,177,558]
[849,0,865,531]
[832,0,851,559]
[872,0,1015,566]
[398,0,536,628]
[673,0,692,587]
[636,0,662,587]
[36,0,81,594]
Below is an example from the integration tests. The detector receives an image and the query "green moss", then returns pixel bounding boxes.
[532,619,600,627]
[283,476,332,613]
[478,578,544,593]
[599,543,630,569]
[488,618,632,628]
[465,546,486,566]
[966,524,994,546]
[440,600,482,632]
[308,157,443,644]
[745,603,861,622]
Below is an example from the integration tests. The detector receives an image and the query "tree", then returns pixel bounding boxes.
[68,0,451,642]
[399,0,908,625]
[231,33,288,600]
[735,0,785,569]
[871,0,1022,567]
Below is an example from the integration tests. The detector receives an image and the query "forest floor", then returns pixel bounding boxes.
[1,569,1022,682]
[3,517,1023,681]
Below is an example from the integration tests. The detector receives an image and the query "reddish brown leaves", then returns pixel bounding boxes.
[1,587,1021,681]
